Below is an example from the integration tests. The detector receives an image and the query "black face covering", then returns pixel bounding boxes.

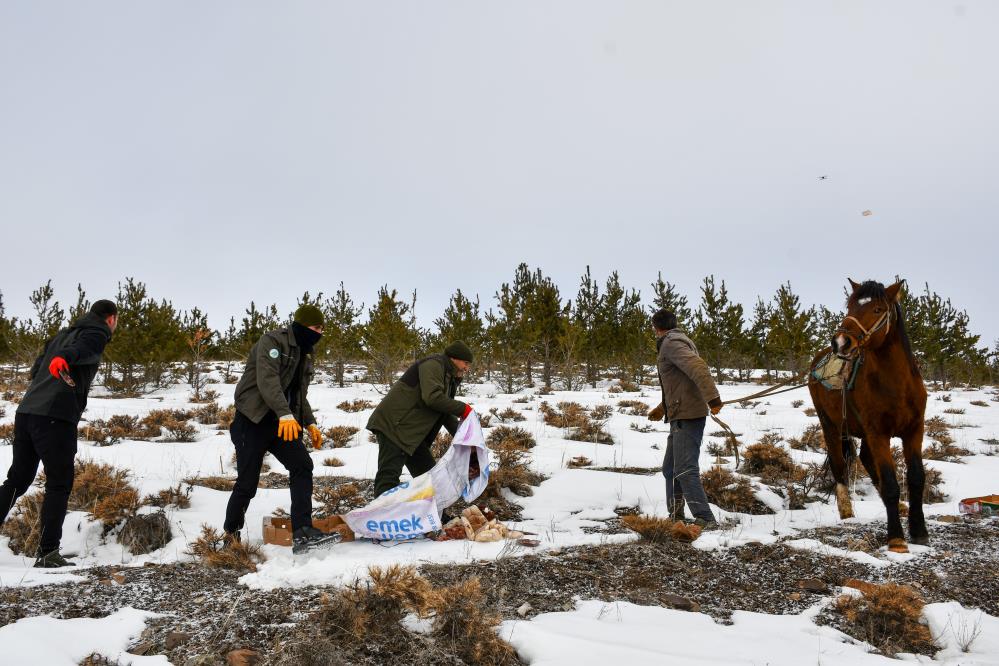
[292,322,323,354]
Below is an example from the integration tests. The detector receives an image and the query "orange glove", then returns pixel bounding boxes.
[277,416,302,442]
[49,356,70,379]
[308,424,323,449]
[647,404,665,422]
[709,398,723,416]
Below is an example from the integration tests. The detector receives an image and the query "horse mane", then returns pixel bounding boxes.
[848,280,919,376]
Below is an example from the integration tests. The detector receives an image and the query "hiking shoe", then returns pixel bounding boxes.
[34,550,76,568]
[292,525,341,554]
[692,518,720,531]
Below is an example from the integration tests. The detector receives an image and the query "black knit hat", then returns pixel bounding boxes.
[294,304,325,328]
[444,341,473,363]
[90,300,118,318]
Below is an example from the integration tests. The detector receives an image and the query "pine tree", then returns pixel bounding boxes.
[766,282,817,374]
[524,269,566,389]
[596,272,648,382]
[691,276,747,379]
[237,301,281,356]
[0,291,13,368]
[434,289,485,368]
[649,272,692,324]
[748,298,773,379]
[361,286,421,387]
[67,284,90,323]
[911,283,981,388]
[322,282,364,388]
[180,307,214,399]
[574,266,603,387]
[511,264,538,386]
[486,282,527,394]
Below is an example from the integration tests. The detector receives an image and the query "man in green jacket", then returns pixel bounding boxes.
[224,304,338,553]
[367,341,475,498]
[647,309,723,528]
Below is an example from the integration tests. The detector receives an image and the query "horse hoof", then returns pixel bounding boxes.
[910,535,929,546]
[888,538,909,554]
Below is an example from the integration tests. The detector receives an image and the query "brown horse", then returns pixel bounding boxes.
[808,279,928,553]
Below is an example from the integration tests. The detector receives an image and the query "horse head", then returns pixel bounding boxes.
[832,279,903,359]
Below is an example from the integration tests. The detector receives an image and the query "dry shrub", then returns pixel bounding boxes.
[141,408,193,431]
[486,425,536,450]
[615,379,639,392]
[590,404,614,420]
[485,440,544,498]
[314,482,366,517]
[478,412,493,428]
[791,399,805,408]
[117,510,172,554]
[923,440,968,463]
[160,419,197,443]
[943,408,965,415]
[622,514,702,544]
[540,401,589,429]
[924,416,950,441]
[567,455,592,468]
[568,419,614,444]
[431,432,452,459]
[494,407,526,423]
[701,466,772,514]
[788,424,825,451]
[0,491,44,554]
[192,401,234,429]
[144,483,192,509]
[617,399,650,416]
[50,460,141,529]
[804,407,818,417]
[433,577,518,665]
[880,448,946,503]
[337,399,374,413]
[630,422,655,433]
[607,384,623,394]
[0,423,14,446]
[186,524,263,572]
[322,457,345,467]
[741,437,795,482]
[323,425,359,448]
[184,475,236,491]
[91,489,141,528]
[215,404,236,429]
[80,414,159,445]
[970,400,989,408]
[833,582,936,656]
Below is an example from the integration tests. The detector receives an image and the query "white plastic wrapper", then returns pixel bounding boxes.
[344,412,491,541]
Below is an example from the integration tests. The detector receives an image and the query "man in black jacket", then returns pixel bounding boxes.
[0,300,117,568]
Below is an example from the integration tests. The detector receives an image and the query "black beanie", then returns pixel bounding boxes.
[444,341,474,363]
[294,304,325,328]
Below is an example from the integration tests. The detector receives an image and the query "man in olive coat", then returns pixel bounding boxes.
[223,304,337,553]
[647,309,724,528]
[367,341,475,498]
[0,300,117,568]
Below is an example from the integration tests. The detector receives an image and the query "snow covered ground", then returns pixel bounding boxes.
[1,373,998,664]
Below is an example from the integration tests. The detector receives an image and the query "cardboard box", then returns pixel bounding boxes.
[263,514,355,546]
[959,495,999,517]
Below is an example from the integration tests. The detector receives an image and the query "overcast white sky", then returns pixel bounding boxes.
[1,1,996,344]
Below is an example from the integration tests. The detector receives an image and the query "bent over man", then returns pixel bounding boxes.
[648,309,724,529]
[223,304,337,553]
[0,300,117,567]
[367,341,475,498]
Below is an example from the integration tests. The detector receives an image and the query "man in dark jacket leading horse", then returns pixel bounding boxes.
[0,300,117,568]
[367,341,475,498]
[647,309,724,528]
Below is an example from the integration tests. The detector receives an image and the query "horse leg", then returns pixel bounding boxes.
[902,424,929,545]
[869,435,907,553]
[818,413,853,519]
[858,438,880,490]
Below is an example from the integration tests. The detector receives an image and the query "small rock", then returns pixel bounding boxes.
[787,592,802,601]
[797,578,829,594]
[98,578,114,587]
[111,572,127,585]
[517,603,532,618]
[130,642,154,656]
[936,515,960,523]
[227,649,260,666]
[193,596,207,604]
[662,593,699,612]
[166,631,193,650]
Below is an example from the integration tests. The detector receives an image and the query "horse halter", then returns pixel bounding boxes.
[835,301,894,357]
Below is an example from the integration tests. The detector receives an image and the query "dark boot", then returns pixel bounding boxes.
[292,525,341,554]
[34,549,76,568]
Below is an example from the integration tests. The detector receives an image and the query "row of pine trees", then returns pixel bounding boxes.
[0,265,994,395]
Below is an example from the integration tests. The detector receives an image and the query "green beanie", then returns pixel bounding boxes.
[294,304,325,328]
[444,341,474,363]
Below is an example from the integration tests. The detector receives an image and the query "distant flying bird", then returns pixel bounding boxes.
[818,175,828,180]
[862,210,873,216]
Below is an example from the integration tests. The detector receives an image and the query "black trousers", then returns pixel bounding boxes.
[373,432,436,498]
[223,411,314,533]
[0,413,78,554]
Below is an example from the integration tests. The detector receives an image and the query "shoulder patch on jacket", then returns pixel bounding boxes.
[269,348,280,359]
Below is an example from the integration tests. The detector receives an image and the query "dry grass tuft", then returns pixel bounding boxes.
[492,406,526,423]
[484,437,545,499]
[0,491,44,554]
[184,475,236,491]
[701,466,772,514]
[617,399,650,416]
[432,432,453,459]
[186,524,264,572]
[0,423,14,446]
[117,510,172,554]
[322,457,345,467]
[788,424,825,452]
[337,399,375,413]
[323,425,359,448]
[433,577,519,665]
[742,437,796,484]
[143,483,192,509]
[567,455,592,468]
[622,514,702,544]
[833,582,936,656]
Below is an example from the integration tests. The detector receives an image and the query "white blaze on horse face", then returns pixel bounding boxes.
[835,334,848,351]
[857,297,872,306]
